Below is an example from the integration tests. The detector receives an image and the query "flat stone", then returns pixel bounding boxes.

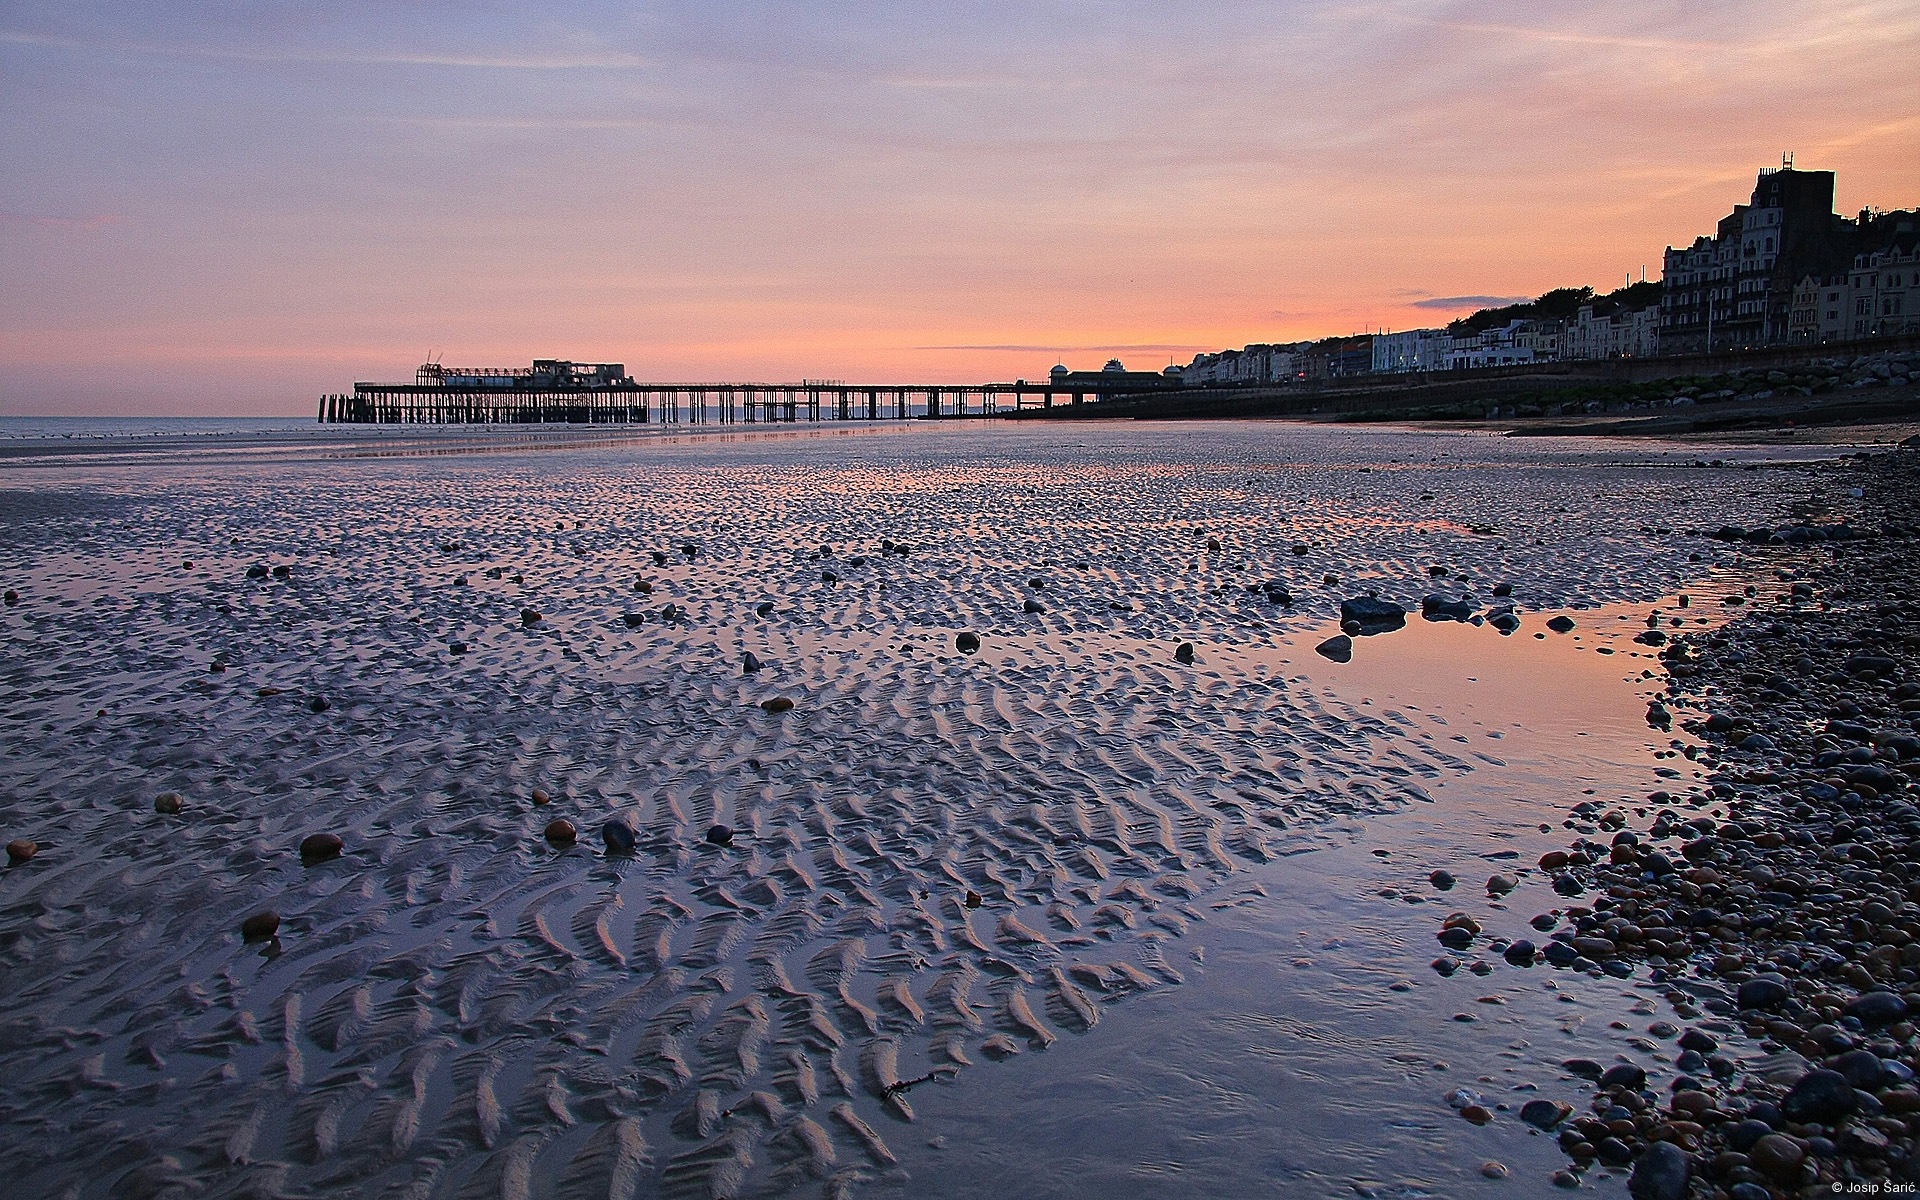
[543,819,578,846]
[6,838,38,864]
[240,911,280,942]
[153,792,184,814]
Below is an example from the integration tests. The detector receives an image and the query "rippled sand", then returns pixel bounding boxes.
[0,422,1855,1198]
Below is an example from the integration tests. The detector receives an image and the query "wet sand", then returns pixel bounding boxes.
[0,421,1878,1198]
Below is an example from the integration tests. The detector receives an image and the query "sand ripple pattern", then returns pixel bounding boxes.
[0,425,1819,1197]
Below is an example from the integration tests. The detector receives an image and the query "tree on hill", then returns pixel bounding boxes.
[1446,281,1656,336]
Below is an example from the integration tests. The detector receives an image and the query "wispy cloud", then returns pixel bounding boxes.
[914,344,1215,353]
[0,212,122,231]
[0,29,648,70]
[1409,295,1530,310]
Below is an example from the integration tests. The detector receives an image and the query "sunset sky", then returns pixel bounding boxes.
[3,1,1918,415]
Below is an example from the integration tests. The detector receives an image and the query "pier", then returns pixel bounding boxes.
[318,360,1173,424]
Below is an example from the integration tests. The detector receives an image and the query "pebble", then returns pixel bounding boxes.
[1429,869,1455,889]
[520,607,542,626]
[1022,598,1046,614]
[1520,1099,1572,1129]
[704,824,735,847]
[543,819,577,846]
[761,696,795,714]
[1780,1067,1855,1123]
[755,601,775,617]
[1626,1140,1689,1200]
[1173,641,1195,665]
[1546,615,1575,633]
[531,788,551,806]
[307,695,330,713]
[1486,872,1516,896]
[601,820,636,855]
[7,838,38,864]
[1314,634,1353,663]
[153,792,184,815]
[955,632,980,654]
[1747,1132,1804,1178]
[240,911,280,942]
[1479,1162,1507,1179]
[298,833,343,863]
[741,651,762,674]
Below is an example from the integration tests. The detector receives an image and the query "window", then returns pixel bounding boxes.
[1858,298,1873,315]
[1765,237,1774,252]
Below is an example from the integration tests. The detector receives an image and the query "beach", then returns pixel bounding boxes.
[0,419,1910,1198]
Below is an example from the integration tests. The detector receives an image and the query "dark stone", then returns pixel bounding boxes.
[153,792,184,815]
[245,564,268,579]
[1678,1028,1718,1054]
[1552,873,1585,897]
[651,550,669,566]
[1174,642,1195,665]
[6,838,38,865]
[956,632,980,654]
[1562,1058,1603,1080]
[1340,596,1406,632]
[307,695,331,713]
[1022,598,1046,614]
[1547,615,1576,633]
[1831,1048,1888,1091]
[1599,1063,1647,1091]
[755,601,775,617]
[543,819,577,846]
[1428,869,1455,889]
[299,832,343,864]
[622,612,646,627]
[1420,594,1474,622]
[741,651,762,674]
[1503,939,1537,966]
[601,820,636,856]
[240,911,280,942]
[1846,654,1901,679]
[1627,1141,1689,1200]
[1781,1068,1858,1123]
[1519,1098,1572,1129]
[1488,611,1520,634]
[1847,991,1909,1025]
[1437,926,1474,949]
[704,824,735,847]
[1727,1119,1772,1151]
[1492,583,1512,597]
[520,607,543,626]
[1736,975,1791,1010]
[1314,634,1353,663]
[760,696,795,713]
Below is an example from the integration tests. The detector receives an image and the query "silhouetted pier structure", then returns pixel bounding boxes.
[318,360,1186,424]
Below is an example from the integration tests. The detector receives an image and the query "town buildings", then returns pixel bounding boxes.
[1661,162,1917,350]
[1176,162,1911,386]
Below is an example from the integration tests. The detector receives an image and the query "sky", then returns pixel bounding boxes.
[2,1,1918,415]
